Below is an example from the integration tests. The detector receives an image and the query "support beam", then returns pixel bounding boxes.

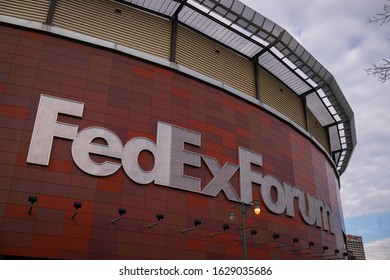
[301,95,309,131]
[45,0,58,25]
[170,15,178,63]
[251,55,260,100]
[170,0,187,63]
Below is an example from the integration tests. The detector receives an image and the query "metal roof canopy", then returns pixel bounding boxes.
[116,0,356,175]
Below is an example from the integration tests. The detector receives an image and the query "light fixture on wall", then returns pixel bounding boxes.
[209,223,230,237]
[301,241,315,253]
[278,237,300,250]
[257,233,280,246]
[235,228,258,241]
[147,213,165,229]
[181,219,202,233]
[28,195,37,215]
[331,251,349,260]
[111,208,126,224]
[71,201,82,220]
[319,248,340,259]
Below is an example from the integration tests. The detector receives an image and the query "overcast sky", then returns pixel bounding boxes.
[241,0,390,259]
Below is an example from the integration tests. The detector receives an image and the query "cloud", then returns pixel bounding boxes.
[364,238,390,260]
[340,76,390,217]
[241,0,390,219]
[341,152,390,218]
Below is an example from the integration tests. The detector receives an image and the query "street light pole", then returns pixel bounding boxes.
[241,202,248,260]
[230,200,260,260]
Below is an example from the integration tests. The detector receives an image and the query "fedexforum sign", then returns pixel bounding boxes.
[27,95,334,233]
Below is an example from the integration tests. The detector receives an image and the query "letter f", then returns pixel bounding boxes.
[27,94,84,165]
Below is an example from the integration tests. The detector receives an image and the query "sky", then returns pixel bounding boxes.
[240,0,390,259]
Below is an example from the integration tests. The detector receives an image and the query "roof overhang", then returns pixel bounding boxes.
[115,0,356,175]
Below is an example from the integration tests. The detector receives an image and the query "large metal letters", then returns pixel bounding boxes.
[27,94,334,233]
[27,95,83,165]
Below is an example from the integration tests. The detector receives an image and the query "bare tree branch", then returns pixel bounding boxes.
[368,2,390,25]
[365,1,390,82]
[365,58,390,83]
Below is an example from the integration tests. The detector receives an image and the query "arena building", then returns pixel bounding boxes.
[0,0,356,259]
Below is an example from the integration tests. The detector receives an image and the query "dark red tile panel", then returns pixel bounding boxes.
[61,237,90,253]
[0,231,31,247]
[33,221,64,236]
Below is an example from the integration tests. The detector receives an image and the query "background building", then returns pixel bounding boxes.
[0,0,356,259]
[346,235,366,260]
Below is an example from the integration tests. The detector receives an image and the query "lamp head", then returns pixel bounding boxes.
[250,229,257,236]
[292,237,299,244]
[222,224,230,231]
[73,202,82,210]
[272,233,280,240]
[118,208,126,216]
[229,209,235,221]
[253,200,260,215]
[193,219,201,227]
[156,213,164,221]
[323,245,329,251]
[308,241,315,247]
[28,196,37,204]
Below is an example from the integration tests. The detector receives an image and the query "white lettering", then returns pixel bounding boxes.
[238,147,263,204]
[72,127,123,176]
[167,124,201,192]
[27,94,83,165]
[122,137,161,184]
[261,175,287,214]
[201,156,239,201]
[26,94,334,233]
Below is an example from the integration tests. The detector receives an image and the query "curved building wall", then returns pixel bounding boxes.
[0,0,331,151]
[0,23,345,259]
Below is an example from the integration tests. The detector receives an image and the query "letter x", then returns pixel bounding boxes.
[201,156,240,201]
